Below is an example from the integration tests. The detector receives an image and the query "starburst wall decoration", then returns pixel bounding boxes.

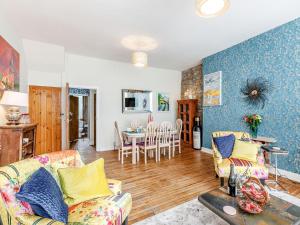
[240,77,271,109]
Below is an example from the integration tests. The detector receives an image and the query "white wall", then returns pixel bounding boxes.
[24,39,181,151]
[65,54,181,151]
[0,15,28,124]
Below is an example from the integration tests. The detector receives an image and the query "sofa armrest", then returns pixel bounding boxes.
[17,214,64,225]
[107,179,122,195]
[211,141,223,164]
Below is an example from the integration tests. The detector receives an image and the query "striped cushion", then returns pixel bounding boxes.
[228,158,253,167]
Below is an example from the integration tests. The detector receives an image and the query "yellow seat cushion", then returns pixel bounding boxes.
[231,140,259,162]
[58,158,112,205]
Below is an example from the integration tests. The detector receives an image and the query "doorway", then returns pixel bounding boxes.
[68,87,97,151]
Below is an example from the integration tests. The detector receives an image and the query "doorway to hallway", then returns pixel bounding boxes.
[68,87,97,151]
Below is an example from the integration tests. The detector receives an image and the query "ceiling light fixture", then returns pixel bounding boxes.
[121,35,158,68]
[132,52,148,68]
[196,0,230,18]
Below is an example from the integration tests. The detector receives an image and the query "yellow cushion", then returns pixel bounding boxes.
[231,140,259,162]
[58,158,112,205]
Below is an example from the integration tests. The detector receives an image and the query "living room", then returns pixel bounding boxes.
[0,0,299,224]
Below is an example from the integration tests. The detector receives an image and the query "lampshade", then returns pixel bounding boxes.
[196,0,230,18]
[0,91,28,107]
[132,52,148,67]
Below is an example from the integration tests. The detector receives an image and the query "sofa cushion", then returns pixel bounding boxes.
[16,168,68,224]
[58,158,112,206]
[68,192,132,225]
[213,134,235,158]
[231,140,259,162]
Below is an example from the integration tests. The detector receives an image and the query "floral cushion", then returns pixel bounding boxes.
[0,179,33,217]
[68,193,132,225]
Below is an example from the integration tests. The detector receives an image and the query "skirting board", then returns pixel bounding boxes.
[201,147,300,183]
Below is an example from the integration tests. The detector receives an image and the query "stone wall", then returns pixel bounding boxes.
[181,64,203,124]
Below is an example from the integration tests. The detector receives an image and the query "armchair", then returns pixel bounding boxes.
[212,131,268,186]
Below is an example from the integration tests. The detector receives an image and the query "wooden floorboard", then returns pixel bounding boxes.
[78,146,300,224]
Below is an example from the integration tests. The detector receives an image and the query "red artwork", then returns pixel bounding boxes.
[0,36,20,93]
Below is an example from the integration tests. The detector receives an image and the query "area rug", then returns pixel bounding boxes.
[133,191,300,225]
[133,199,228,225]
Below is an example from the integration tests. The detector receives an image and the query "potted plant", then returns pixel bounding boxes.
[243,114,262,138]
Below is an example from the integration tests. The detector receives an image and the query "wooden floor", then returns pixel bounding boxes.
[78,146,300,224]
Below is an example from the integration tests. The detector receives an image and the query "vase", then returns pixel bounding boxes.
[250,127,258,138]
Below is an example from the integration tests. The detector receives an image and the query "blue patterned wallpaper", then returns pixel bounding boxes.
[202,18,300,174]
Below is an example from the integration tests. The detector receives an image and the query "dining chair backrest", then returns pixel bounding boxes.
[114,121,124,147]
[159,121,172,144]
[131,120,141,129]
[144,122,158,146]
[176,119,183,136]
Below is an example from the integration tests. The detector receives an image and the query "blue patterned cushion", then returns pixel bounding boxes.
[16,167,68,223]
[213,134,235,158]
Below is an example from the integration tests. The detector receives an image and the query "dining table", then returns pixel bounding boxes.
[122,129,178,164]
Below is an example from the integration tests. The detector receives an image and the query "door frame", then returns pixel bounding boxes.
[68,85,100,151]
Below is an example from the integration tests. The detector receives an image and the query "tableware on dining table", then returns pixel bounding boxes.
[126,127,133,132]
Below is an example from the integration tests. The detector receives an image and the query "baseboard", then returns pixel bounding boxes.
[268,167,300,183]
[201,147,213,154]
[96,146,115,152]
[201,147,300,183]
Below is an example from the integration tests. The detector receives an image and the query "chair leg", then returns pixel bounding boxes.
[172,144,175,157]
[179,142,181,154]
[137,148,140,162]
[158,148,161,161]
[220,177,224,187]
[121,150,124,164]
[144,150,147,164]
[118,149,120,161]
[168,146,171,160]
[155,149,158,162]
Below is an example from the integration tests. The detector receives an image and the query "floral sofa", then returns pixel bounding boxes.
[212,131,268,186]
[0,150,132,225]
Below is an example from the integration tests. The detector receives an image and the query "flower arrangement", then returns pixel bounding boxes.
[243,114,262,138]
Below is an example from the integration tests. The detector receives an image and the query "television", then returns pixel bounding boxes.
[125,97,136,107]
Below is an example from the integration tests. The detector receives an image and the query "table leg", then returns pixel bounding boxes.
[275,154,278,182]
[132,137,136,164]
[172,134,175,157]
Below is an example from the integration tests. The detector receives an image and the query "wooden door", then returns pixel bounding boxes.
[29,86,62,155]
[69,95,79,143]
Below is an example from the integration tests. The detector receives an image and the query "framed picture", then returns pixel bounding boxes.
[203,71,222,107]
[157,92,170,112]
[0,36,20,97]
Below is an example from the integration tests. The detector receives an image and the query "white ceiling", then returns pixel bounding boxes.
[1,0,299,71]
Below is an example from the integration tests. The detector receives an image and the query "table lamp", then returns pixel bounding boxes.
[0,91,28,125]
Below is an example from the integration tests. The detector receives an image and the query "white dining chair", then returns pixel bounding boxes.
[114,121,138,164]
[138,122,158,164]
[173,119,183,156]
[158,121,173,160]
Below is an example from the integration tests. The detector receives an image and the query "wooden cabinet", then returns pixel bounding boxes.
[177,99,198,145]
[0,124,37,166]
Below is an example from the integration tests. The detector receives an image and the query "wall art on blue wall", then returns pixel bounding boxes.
[203,71,222,107]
